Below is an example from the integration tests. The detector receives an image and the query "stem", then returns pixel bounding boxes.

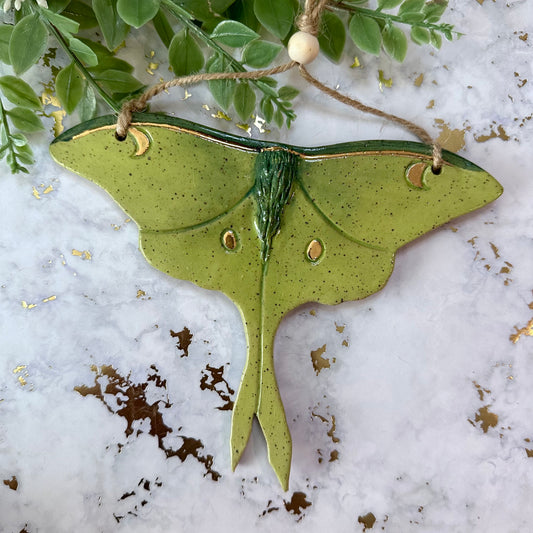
[46,22,121,113]
[161,0,293,121]
[0,97,19,171]
[335,3,460,35]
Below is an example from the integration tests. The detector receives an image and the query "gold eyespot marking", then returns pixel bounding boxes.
[405,162,427,188]
[307,239,323,262]
[222,229,238,251]
[130,127,151,156]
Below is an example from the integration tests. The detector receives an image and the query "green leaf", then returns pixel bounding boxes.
[43,9,81,35]
[430,29,442,49]
[92,0,130,50]
[9,14,48,75]
[318,11,346,63]
[253,0,295,40]
[0,76,41,110]
[7,107,44,133]
[211,20,259,47]
[260,96,274,122]
[178,0,237,22]
[69,37,98,66]
[348,13,382,56]
[207,54,236,111]
[382,24,408,61]
[93,69,144,93]
[400,12,425,23]
[398,0,425,16]
[78,84,96,122]
[278,85,299,100]
[152,9,174,48]
[62,1,99,29]
[233,82,256,121]
[227,0,260,32]
[56,63,85,113]
[87,55,133,74]
[117,0,160,28]
[47,0,71,13]
[410,26,430,45]
[241,39,282,68]
[11,133,28,147]
[423,0,448,22]
[377,0,403,9]
[0,25,14,65]
[169,29,204,76]
[273,108,283,128]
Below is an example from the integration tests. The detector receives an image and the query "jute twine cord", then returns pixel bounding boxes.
[116,0,443,171]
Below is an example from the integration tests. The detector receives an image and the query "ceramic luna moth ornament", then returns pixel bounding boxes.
[50,113,502,490]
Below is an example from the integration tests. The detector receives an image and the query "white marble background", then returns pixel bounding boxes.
[1,1,533,532]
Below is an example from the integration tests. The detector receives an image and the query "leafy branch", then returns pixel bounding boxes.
[0,0,458,174]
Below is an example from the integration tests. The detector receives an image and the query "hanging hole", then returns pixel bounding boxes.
[431,165,442,175]
[115,131,127,142]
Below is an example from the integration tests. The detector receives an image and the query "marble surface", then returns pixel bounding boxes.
[1,2,533,532]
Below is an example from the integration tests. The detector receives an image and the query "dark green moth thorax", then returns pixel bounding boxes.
[254,149,299,262]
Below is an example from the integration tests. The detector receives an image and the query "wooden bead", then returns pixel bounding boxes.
[287,31,320,65]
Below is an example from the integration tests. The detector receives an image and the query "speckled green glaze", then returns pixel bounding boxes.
[50,113,503,490]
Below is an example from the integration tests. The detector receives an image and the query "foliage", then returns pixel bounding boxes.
[0,0,456,173]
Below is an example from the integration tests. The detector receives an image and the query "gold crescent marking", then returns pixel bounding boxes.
[405,162,427,188]
[130,127,150,156]
[307,239,323,261]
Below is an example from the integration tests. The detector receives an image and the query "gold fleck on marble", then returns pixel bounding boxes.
[72,249,92,260]
[202,104,210,111]
[335,323,345,334]
[146,62,159,75]
[378,70,392,91]
[309,309,317,316]
[32,186,41,199]
[514,72,528,89]
[350,56,361,68]
[427,99,435,109]
[21,301,37,309]
[283,492,312,516]
[510,316,533,344]
[516,31,528,41]
[342,339,349,347]
[75,364,221,480]
[137,289,146,299]
[490,242,500,259]
[434,119,466,152]
[414,73,424,87]
[473,381,491,402]
[212,110,232,121]
[474,123,510,143]
[42,295,56,303]
[42,91,66,136]
[3,476,18,491]
[358,512,376,531]
[236,123,252,136]
[312,409,340,443]
[311,344,330,375]
[42,185,54,194]
[13,365,27,374]
[471,406,499,433]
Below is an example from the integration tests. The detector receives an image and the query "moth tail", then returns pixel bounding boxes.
[256,365,292,492]
[230,348,260,471]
